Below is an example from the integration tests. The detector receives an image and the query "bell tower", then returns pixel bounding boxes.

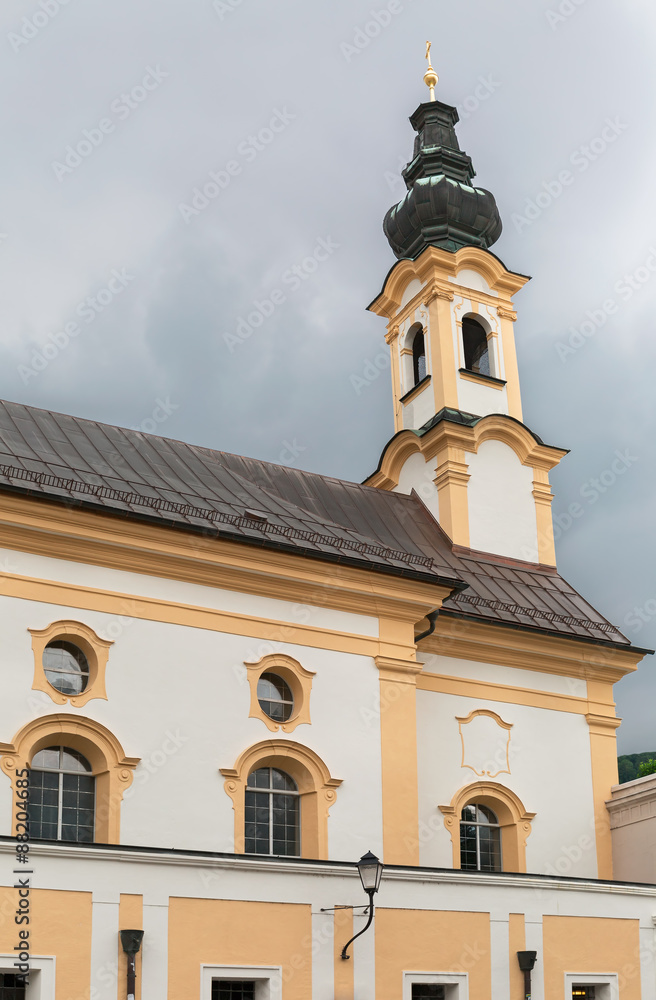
[365,50,567,567]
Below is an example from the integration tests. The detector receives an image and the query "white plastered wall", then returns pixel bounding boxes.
[466,440,539,561]
[392,452,439,522]
[416,654,598,877]
[0,549,385,859]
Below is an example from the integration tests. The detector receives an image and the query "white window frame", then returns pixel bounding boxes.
[0,955,56,1000]
[564,972,619,1000]
[403,971,469,1000]
[200,964,282,1000]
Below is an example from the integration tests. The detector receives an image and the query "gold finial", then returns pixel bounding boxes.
[423,40,438,102]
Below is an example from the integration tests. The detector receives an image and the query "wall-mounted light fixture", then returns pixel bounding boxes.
[120,929,144,1000]
[517,950,537,1000]
[340,851,384,960]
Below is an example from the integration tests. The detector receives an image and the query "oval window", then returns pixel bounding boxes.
[43,641,90,696]
[257,672,294,722]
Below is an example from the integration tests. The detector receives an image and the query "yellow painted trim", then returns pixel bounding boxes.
[458,369,504,390]
[586,683,621,880]
[400,376,432,406]
[420,616,642,683]
[28,618,112,708]
[364,413,566,559]
[375,656,422,865]
[497,310,523,421]
[219,739,342,859]
[456,709,513,777]
[0,714,139,843]
[417,671,589,715]
[245,653,315,733]
[118,894,143,1000]
[429,289,459,413]
[0,492,452,625]
[439,781,535,872]
[0,569,420,662]
[368,245,529,318]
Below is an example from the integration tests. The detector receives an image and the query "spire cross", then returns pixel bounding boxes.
[423,40,438,101]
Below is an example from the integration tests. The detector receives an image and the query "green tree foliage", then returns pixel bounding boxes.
[618,752,656,783]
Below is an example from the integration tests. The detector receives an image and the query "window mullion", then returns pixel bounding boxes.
[57,769,63,841]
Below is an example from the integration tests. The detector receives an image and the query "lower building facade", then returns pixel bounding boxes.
[1,842,655,1000]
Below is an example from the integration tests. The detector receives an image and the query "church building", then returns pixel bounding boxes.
[0,54,653,1000]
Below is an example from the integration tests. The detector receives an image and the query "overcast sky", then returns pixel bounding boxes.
[0,0,653,753]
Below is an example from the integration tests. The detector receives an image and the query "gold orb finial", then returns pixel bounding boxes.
[423,40,438,101]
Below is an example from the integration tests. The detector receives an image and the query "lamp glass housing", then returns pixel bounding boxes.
[357,851,383,893]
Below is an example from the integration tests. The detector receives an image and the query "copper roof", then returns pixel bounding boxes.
[0,398,634,648]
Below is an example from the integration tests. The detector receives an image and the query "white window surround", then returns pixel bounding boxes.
[0,955,55,1000]
[201,965,282,999]
[403,971,468,1000]
[564,973,619,1000]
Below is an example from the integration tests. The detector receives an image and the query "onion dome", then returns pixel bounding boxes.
[383,100,503,258]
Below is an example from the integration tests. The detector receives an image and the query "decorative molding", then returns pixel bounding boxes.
[374,655,423,683]
[244,654,315,734]
[456,709,513,778]
[220,739,342,860]
[28,619,112,708]
[421,616,641,683]
[0,714,139,844]
[497,307,518,321]
[368,245,529,319]
[458,369,506,390]
[399,375,432,405]
[439,780,535,872]
[0,493,451,627]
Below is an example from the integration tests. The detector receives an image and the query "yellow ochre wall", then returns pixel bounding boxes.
[543,915,641,1000]
[375,909,491,1000]
[168,898,312,999]
[0,887,92,1000]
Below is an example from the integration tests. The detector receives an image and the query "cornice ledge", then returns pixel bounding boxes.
[586,713,622,732]
[374,655,423,682]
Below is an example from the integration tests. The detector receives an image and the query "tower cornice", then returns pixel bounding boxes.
[368,245,530,319]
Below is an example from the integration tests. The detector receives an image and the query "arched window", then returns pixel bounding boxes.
[462,317,490,375]
[28,746,95,843]
[412,328,427,385]
[0,714,139,844]
[245,767,299,856]
[459,802,501,872]
[439,781,535,873]
[220,739,342,859]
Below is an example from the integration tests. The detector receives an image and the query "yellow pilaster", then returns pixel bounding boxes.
[497,307,523,421]
[375,655,423,865]
[585,678,621,879]
[427,286,458,412]
[532,470,557,566]
[433,444,470,546]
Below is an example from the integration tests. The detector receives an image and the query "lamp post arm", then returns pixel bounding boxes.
[340,890,376,960]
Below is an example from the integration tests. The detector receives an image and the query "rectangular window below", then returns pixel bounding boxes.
[212,982,255,1000]
[0,973,26,999]
[412,986,446,999]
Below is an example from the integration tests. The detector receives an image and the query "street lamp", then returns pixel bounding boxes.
[517,950,537,1000]
[340,851,384,960]
[120,929,144,1000]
